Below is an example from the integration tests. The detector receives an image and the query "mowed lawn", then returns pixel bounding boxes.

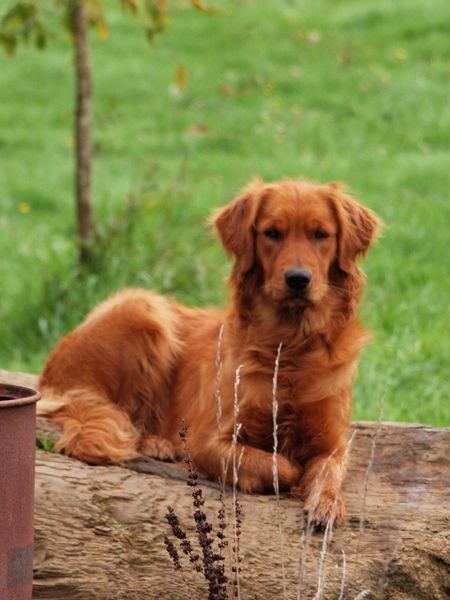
[0,0,448,425]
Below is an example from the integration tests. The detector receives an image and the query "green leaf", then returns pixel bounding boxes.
[36,434,57,453]
[145,0,167,30]
[0,30,17,54]
[120,0,141,14]
[0,1,50,53]
[35,22,46,48]
[191,0,217,14]
[173,64,187,94]
[86,0,106,26]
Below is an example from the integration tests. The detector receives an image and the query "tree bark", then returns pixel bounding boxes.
[71,1,94,264]
[1,370,449,599]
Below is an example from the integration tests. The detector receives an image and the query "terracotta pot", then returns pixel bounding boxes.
[0,384,39,600]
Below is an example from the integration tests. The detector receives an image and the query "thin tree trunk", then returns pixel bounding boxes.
[71,1,94,264]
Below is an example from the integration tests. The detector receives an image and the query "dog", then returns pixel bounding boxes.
[38,178,380,526]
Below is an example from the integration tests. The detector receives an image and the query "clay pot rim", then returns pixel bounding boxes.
[0,383,41,409]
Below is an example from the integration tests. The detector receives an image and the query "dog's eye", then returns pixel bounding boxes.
[313,230,329,240]
[264,228,282,241]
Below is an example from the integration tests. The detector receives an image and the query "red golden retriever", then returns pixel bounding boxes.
[38,178,380,526]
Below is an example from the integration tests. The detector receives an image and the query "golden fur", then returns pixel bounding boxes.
[38,178,380,525]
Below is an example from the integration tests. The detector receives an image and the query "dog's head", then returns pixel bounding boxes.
[213,179,381,313]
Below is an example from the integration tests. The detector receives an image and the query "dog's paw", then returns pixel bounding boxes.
[237,473,267,493]
[139,435,178,462]
[303,489,345,528]
[237,456,301,493]
[277,455,302,489]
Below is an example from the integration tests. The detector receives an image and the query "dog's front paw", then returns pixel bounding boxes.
[237,455,301,493]
[139,434,178,461]
[238,473,267,493]
[302,489,345,528]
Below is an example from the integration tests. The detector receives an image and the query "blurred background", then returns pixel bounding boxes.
[0,0,448,425]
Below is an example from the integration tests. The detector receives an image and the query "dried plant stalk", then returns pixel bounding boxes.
[215,325,225,485]
[271,342,287,599]
[338,550,346,600]
[164,423,229,600]
[313,517,334,600]
[297,449,336,600]
[231,365,243,600]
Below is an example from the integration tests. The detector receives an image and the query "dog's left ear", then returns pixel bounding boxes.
[327,183,382,273]
[212,180,265,275]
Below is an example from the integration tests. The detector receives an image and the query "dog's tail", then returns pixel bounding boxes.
[37,390,70,415]
[39,388,140,464]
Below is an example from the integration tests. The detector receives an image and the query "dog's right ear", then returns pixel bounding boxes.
[212,180,265,275]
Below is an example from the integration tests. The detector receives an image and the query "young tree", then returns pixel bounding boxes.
[0,0,205,263]
[72,1,94,263]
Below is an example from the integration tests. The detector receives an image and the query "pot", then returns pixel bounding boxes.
[0,383,39,600]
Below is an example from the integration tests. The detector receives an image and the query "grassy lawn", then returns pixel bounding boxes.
[0,0,448,425]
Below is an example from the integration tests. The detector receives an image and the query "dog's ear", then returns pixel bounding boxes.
[212,180,265,275]
[327,183,382,273]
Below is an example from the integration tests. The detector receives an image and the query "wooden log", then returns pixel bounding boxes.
[1,369,449,599]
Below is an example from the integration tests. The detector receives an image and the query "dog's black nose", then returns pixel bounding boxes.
[285,268,312,291]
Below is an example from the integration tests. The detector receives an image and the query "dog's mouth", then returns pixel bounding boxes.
[264,282,314,308]
[280,290,311,307]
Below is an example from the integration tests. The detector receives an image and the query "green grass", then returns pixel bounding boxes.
[0,0,449,425]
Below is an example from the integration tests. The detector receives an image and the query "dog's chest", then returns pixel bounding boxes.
[234,343,338,452]
[238,396,304,455]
